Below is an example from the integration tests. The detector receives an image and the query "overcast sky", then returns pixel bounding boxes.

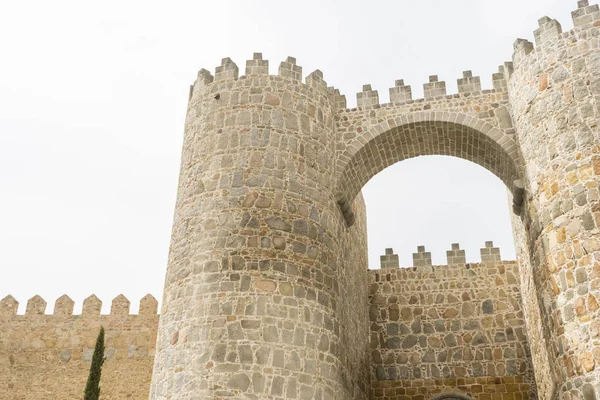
[0,0,576,313]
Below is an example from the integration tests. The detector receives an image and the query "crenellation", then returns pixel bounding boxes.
[82,294,102,316]
[192,68,214,98]
[534,17,563,46]
[412,245,432,267]
[512,39,535,64]
[54,294,75,315]
[492,65,508,91]
[446,243,466,265]
[389,79,413,103]
[110,294,131,316]
[503,61,514,79]
[356,84,379,108]
[0,295,18,317]
[245,52,269,75]
[278,56,302,81]
[423,75,447,98]
[373,243,514,267]
[0,295,160,317]
[480,241,502,264]
[139,294,158,316]
[572,0,600,26]
[457,70,482,94]
[380,248,399,269]
[25,295,46,315]
[214,57,239,82]
[306,69,327,91]
[328,87,347,111]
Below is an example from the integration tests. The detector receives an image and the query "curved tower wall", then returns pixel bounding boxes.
[149,55,370,399]
[507,3,600,398]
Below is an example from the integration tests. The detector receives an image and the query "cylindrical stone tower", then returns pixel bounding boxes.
[149,54,370,399]
[508,3,600,398]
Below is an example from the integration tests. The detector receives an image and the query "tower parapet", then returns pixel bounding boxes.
[245,52,269,75]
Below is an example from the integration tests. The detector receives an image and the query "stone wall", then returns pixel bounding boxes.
[0,294,159,400]
[506,2,600,398]
[338,192,372,397]
[368,245,537,400]
[150,55,371,399]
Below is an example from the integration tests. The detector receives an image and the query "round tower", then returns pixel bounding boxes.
[507,2,600,398]
[149,54,370,399]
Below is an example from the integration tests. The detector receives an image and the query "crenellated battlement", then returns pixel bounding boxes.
[188,53,347,108]
[377,242,504,270]
[186,1,598,115]
[0,293,158,318]
[187,54,510,114]
[352,70,507,111]
[509,1,599,71]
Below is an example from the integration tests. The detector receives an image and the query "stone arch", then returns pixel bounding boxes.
[335,111,524,212]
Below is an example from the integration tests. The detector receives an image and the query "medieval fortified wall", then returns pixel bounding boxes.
[370,245,535,400]
[1,1,600,399]
[0,294,159,399]
[1,244,535,400]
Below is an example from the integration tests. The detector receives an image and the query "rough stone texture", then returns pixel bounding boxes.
[507,5,600,399]
[150,55,371,399]
[2,3,599,399]
[369,259,536,399]
[0,295,158,400]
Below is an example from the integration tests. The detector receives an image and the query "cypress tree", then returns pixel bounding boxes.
[84,326,105,400]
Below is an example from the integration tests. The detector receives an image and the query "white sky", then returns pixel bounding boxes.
[0,0,576,313]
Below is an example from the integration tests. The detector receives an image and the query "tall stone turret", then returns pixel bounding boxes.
[507,2,600,398]
[149,54,370,399]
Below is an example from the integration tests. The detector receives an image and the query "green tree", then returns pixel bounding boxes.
[84,326,105,400]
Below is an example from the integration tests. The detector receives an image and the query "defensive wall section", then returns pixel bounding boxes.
[370,244,536,400]
[1,243,535,400]
[1,1,599,399]
[0,294,159,400]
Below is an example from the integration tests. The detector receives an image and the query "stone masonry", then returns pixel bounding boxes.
[0,294,159,400]
[0,245,534,400]
[1,2,599,399]
[369,245,536,400]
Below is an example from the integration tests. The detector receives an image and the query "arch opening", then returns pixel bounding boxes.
[336,118,524,225]
[362,156,517,269]
[356,116,537,399]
